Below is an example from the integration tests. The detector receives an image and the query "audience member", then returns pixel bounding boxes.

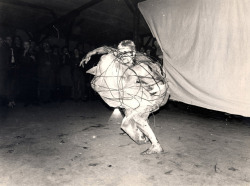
[146,46,152,57]
[0,37,8,106]
[19,41,38,106]
[13,36,23,61]
[71,48,86,101]
[5,35,19,107]
[1,32,159,106]
[37,41,55,103]
[76,42,85,57]
[59,46,73,101]
[153,39,163,66]
[51,45,61,100]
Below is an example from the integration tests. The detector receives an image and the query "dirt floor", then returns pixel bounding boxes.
[0,100,250,186]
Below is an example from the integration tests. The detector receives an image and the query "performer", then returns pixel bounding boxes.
[80,40,169,155]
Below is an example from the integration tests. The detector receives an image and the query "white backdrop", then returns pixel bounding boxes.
[139,0,250,116]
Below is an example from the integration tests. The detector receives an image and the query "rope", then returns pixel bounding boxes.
[90,52,168,114]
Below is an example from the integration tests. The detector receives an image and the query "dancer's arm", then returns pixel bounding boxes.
[79,46,116,67]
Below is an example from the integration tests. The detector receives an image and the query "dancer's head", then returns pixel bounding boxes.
[117,40,136,65]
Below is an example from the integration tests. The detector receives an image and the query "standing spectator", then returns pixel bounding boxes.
[59,46,73,101]
[37,41,55,103]
[19,41,38,106]
[51,45,61,101]
[30,40,38,56]
[83,47,100,101]
[0,37,8,106]
[71,48,86,101]
[13,36,23,62]
[140,46,146,54]
[13,35,23,98]
[5,35,18,107]
[153,39,163,66]
[145,46,152,57]
[76,42,85,57]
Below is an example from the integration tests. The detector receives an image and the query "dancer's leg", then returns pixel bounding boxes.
[134,109,164,155]
[121,109,149,144]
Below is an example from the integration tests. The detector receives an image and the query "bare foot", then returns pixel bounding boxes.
[140,143,164,155]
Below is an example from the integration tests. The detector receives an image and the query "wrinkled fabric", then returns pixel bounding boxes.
[87,53,169,112]
[139,0,250,116]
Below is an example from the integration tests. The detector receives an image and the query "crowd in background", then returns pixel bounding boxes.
[0,34,163,108]
[0,34,98,107]
[139,39,163,65]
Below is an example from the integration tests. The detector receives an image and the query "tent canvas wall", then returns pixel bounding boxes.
[139,0,250,117]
